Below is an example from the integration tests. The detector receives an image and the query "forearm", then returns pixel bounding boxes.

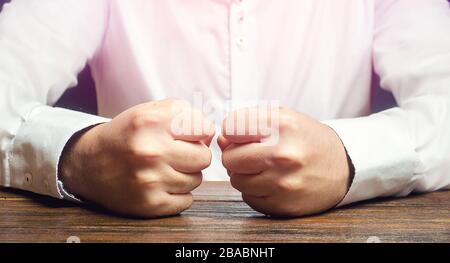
[325,0,450,205]
[325,95,450,205]
[0,0,109,198]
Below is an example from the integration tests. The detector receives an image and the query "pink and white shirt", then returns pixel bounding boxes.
[0,0,449,205]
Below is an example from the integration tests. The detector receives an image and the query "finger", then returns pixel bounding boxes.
[166,140,212,173]
[230,171,277,197]
[167,193,194,215]
[169,106,215,143]
[163,168,203,194]
[128,186,194,218]
[242,192,307,218]
[222,107,276,144]
[133,163,202,193]
[241,194,275,216]
[222,143,272,174]
[145,191,194,217]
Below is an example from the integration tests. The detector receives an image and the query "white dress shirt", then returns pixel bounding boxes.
[0,0,449,206]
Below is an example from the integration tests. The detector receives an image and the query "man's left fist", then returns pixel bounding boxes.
[218,107,351,217]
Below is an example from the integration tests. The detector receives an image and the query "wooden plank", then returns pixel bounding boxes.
[0,182,449,242]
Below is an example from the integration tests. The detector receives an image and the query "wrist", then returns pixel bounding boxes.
[325,124,355,205]
[343,145,356,193]
[59,124,103,199]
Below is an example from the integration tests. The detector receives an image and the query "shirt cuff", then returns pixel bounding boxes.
[323,115,423,206]
[8,106,110,200]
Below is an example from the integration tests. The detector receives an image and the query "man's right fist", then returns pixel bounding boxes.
[59,99,215,218]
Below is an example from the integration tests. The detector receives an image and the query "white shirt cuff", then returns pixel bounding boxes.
[8,106,110,200]
[323,116,423,206]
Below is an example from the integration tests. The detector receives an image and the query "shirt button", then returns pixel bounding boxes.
[233,0,244,7]
[236,36,247,47]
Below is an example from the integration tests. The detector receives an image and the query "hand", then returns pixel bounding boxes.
[218,107,351,217]
[60,99,215,218]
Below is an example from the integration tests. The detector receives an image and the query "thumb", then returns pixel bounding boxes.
[221,108,272,144]
[217,134,232,151]
[169,108,216,144]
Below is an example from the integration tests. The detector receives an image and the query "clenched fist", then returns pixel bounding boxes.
[60,99,215,218]
[218,107,351,217]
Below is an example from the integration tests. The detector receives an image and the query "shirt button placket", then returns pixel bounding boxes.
[229,0,255,107]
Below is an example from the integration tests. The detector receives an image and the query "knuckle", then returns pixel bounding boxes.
[190,174,203,189]
[183,173,203,192]
[277,111,298,131]
[141,148,163,159]
[177,173,203,191]
[270,147,300,166]
[160,193,193,216]
[131,170,160,186]
[125,190,161,217]
[192,146,212,171]
[129,111,161,131]
[125,133,165,159]
[275,176,302,192]
[128,142,163,159]
[179,194,194,211]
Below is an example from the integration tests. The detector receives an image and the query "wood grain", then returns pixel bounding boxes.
[0,182,449,243]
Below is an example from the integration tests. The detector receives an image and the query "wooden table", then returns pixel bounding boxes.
[0,182,448,242]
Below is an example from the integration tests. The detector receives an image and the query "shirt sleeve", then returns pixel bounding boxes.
[324,0,450,206]
[0,0,110,199]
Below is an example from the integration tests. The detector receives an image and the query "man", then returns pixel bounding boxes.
[0,0,449,218]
